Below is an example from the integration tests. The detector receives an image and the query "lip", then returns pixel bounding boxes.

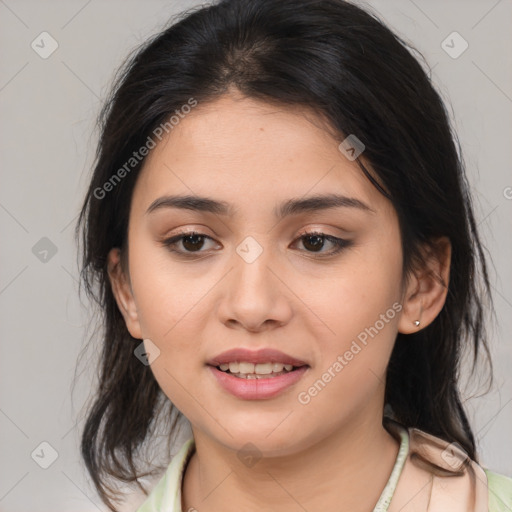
[208,365,309,400]
[206,347,309,367]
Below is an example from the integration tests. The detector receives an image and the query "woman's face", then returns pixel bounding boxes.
[110,92,413,455]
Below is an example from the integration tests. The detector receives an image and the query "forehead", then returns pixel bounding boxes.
[130,93,389,217]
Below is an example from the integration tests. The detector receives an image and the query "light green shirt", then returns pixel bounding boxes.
[137,426,512,511]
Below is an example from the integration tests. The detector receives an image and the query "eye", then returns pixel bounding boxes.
[161,230,352,258]
[161,230,218,256]
[292,230,351,256]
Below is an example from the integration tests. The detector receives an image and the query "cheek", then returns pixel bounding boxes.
[128,238,204,338]
[128,241,213,415]
[298,228,403,391]
[126,252,203,401]
[297,285,401,429]
[306,237,402,342]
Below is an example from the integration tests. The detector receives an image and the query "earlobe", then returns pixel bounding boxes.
[397,236,451,334]
[397,271,423,334]
[107,247,143,339]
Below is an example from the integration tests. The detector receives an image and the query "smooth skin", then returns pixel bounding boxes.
[108,91,451,512]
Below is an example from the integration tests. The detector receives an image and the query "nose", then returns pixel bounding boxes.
[217,241,293,333]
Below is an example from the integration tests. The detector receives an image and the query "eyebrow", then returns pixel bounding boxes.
[145,193,375,218]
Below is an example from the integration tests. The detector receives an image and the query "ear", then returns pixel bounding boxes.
[107,247,143,339]
[398,236,451,334]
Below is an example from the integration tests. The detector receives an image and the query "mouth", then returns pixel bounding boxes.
[212,361,308,379]
[206,348,310,399]
[207,361,310,400]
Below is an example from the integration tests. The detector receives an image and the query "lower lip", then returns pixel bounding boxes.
[208,365,309,400]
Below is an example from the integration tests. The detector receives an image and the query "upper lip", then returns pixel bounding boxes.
[207,348,309,367]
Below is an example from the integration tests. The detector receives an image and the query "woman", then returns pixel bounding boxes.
[75,0,512,510]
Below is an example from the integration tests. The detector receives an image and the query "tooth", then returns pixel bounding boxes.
[232,371,287,379]
[272,362,285,372]
[255,363,273,375]
[222,362,295,375]
[239,362,255,373]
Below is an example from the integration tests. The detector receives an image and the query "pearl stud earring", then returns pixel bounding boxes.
[414,320,420,327]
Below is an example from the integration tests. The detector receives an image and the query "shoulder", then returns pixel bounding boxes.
[484,468,512,512]
[385,418,511,512]
[137,436,195,512]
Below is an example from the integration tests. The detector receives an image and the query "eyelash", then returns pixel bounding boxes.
[161,230,352,258]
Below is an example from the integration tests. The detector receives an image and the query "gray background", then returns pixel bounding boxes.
[0,0,511,510]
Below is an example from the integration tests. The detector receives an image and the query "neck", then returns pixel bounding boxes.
[182,407,400,512]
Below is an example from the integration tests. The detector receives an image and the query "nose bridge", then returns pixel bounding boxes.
[218,233,292,330]
[232,234,275,293]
